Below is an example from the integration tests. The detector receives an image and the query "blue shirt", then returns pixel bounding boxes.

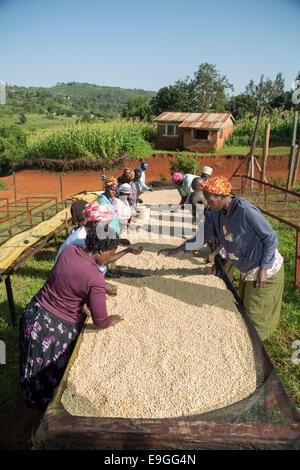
[184,196,278,273]
[137,167,150,191]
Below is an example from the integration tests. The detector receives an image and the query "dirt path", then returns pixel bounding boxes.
[0,153,297,202]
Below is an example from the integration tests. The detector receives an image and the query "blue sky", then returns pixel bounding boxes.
[0,0,299,94]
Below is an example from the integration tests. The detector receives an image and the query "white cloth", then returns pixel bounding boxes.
[55,225,107,276]
[241,248,283,281]
[113,197,131,223]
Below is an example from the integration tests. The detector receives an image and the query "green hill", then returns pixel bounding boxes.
[4,82,157,119]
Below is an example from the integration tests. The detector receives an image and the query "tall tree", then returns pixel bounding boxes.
[150,63,233,116]
[244,72,285,106]
[189,63,234,112]
[150,82,191,116]
[122,96,152,121]
[226,94,257,120]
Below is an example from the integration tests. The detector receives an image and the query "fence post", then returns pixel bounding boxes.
[248,107,264,189]
[261,122,270,187]
[13,172,16,201]
[193,152,198,174]
[59,172,63,202]
[287,110,298,190]
[292,138,300,187]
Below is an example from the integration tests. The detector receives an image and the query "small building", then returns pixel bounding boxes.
[154,112,234,152]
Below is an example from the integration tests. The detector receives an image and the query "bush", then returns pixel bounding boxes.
[168,152,199,175]
[0,125,27,175]
[226,110,300,147]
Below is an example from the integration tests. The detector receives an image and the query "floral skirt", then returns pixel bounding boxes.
[19,297,85,411]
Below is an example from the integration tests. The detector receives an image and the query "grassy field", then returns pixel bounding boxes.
[0,112,76,131]
[152,145,291,157]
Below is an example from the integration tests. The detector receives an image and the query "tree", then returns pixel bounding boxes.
[18,113,27,124]
[122,96,152,121]
[189,63,234,112]
[244,72,285,107]
[268,90,293,111]
[226,94,257,120]
[150,63,233,116]
[150,82,190,116]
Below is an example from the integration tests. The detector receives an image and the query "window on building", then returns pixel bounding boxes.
[165,124,178,136]
[194,129,209,140]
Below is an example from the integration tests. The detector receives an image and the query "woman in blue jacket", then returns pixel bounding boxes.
[158,176,284,341]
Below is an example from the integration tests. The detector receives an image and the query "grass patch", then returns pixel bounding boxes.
[0,180,8,191]
[0,112,76,131]
[152,146,290,157]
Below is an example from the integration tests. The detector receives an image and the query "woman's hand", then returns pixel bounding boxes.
[109,314,124,326]
[82,303,91,316]
[255,268,268,288]
[106,282,118,296]
[157,246,182,257]
[205,252,216,264]
[127,245,144,255]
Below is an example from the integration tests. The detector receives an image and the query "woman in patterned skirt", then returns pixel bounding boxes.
[19,225,123,411]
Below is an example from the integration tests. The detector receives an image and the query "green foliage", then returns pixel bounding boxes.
[226,109,300,146]
[168,152,199,175]
[189,63,234,112]
[226,94,257,120]
[0,179,8,190]
[122,96,152,121]
[5,82,157,120]
[0,125,27,175]
[150,62,233,116]
[244,72,285,107]
[18,113,27,124]
[25,120,157,161]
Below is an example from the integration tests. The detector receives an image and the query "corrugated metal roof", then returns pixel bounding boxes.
[154,112,233,129]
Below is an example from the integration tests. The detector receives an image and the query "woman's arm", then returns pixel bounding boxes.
[245,206,278,270]
[88,278,123,329]
[107,245,144,263]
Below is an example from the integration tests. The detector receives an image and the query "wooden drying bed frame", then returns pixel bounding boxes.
[0,199,72,326]
[32,257,300,451]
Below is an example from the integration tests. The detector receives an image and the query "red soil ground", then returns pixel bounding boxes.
[0,153,298,202]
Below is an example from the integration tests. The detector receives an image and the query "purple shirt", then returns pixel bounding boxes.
[35,244,108,327]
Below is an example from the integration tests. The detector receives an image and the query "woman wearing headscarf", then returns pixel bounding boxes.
[158,176,284,341]
[19,225,123,411]
[98,177,121,237]
[55,201,142,295]
[172,172,199,206]
[117,168,136,206]
[113,183,135,234]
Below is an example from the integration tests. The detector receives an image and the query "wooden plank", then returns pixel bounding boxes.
[287,111,299,190]
[261,122,270,184]
[248,107,264,189]
[292,140,300,187]
[33,413,300,450]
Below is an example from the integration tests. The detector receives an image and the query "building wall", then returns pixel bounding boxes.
[156,123,184,150]
[156,119,233,152]
[184,119,233,152]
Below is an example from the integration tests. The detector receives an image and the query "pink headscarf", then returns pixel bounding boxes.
[84,202,116,222]
[172,172,184,183]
